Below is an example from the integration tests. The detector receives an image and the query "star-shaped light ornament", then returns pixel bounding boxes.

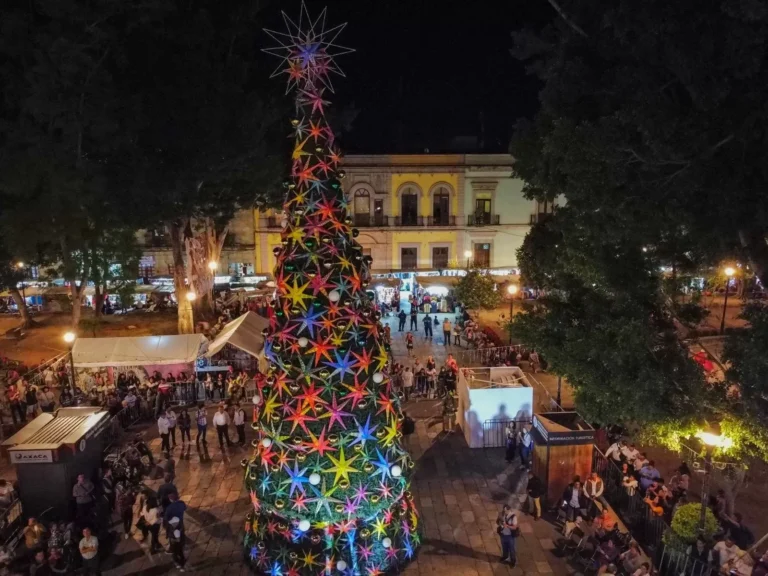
[263,2,354,94]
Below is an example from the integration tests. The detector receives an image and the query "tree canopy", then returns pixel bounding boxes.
[509,0,768,458]
[454,269,501,310]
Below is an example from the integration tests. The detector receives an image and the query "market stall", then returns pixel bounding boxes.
[2,407,113,518]
[369,278,400,305]
[202,311,269,372]
[413,276,458,312]
[71,334,206,389]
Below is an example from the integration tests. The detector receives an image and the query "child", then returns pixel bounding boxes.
[405,333,414,357]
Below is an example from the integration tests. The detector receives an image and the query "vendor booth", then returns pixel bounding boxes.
[2,407,113,518]
[71,334,206,388]
[456,366,534,448]
[531,412,594,507]
[202,311,268,372]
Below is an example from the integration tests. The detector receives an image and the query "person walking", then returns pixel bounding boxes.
[423,313,433,340]
[526,470,545,520]
[166,407,177,449]
[397,309,406,332]
[116,483,136,540]
[157,412,171,455]
[405,332,414,358]
[233,403,246,446]
[213,404,233,449]
[442,318,452,346]
[79,527,100,575]
[402,368,414,402]
[177,408,191,445]
[409,307,418,331]
[100,468,115,512]
[195,403,208,446]
[496,504,519,565]
[167,517,186,572]
[138,496,162,553]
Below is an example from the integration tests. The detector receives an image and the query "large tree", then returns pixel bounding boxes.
[121,0,284,333]
[509,0,768,456]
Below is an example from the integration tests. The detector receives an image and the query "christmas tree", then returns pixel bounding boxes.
[243,4,420,575]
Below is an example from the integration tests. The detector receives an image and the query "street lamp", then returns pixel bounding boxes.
[63,332,77,393]
[695,424,732,533]
[463,250,472,270]
[208,261,218,272]
[720,266,736,335]
[507,284,519,345]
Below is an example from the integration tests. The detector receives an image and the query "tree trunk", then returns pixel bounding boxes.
[8,288,31,329]
[739,227,768,289]
[94,285,104,319]
[71,286,83,328]
[170,220,195,334]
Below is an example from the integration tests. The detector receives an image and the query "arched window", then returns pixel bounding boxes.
[400,186,419,226]
[432,186,450,225]
[354,188,370,226]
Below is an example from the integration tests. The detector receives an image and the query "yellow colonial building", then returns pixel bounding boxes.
[138,154,552,279]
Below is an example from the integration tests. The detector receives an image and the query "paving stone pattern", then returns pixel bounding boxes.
[103,306,573,575]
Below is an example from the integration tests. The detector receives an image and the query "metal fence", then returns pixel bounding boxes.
[482,418,531,448]
[655,537,718,576]
[592,448,667,553]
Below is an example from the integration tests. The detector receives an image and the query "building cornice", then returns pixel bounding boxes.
[342,153,515,172]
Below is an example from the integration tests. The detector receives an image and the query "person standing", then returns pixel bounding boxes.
[529,349,541,373]
[38,386,56,413]
[518,424,533,469]
[233,403,246,446]
[213,404,233,449]
[496,504,519,565]
[195,403,208,446]
[157,412,171,455]
[116,483,136,540]
[397,309,406,332]
[79,527,100,575]
[167,517,186,572]
[166,408,177,449]
[401,368,414,402]
[100,468,115,512]
[7,383,24,425]
[442,392,457,432]
[423,313,433,340]
[24,382,38,419]
[73,474,95,522]
[442,318,452,347]
[409,307,418,331]
[405,332,414,358]
[177,408,191,446]
[526,470,545,520]
[138,496,162,553]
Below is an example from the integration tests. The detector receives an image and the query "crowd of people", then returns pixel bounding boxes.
[603,438,760,576]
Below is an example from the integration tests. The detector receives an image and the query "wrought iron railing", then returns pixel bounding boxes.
[482,418,531,448]
[467,214,500,226]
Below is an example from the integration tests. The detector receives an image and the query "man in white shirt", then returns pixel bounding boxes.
[79,527,99,574]
[233,403,246,446]
[157,413,171,455]
[621,443,640,464]
[604,441,623,464]
[713,538,743,572]
[401,368,414,401]
[212,405,233,449]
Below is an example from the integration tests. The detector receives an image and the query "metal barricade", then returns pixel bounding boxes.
[655,538,718,576]
[482,418,531,448]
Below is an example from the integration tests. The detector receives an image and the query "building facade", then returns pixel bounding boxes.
[138,154,550,278]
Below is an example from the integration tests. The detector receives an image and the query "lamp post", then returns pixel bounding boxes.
[63,331,77,394]
[507,284,518,345]
[186,291,197,303]
[720,267,736,335]
[208,261,218,272]
[463,250,472,271]
[695,425,732,533]
[15,262,25,303]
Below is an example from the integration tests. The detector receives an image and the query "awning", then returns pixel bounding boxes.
[205,311,269,359]
[72,334,206,367]
[370,278,400,288]
[416,276,460,288]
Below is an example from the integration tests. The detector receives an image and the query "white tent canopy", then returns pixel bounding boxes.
[205,311,269,359]
[72,334,206,368]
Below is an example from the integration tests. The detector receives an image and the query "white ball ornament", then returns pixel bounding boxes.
[298,337,309,348]
[391,465,402,478]
[382,537,392,548]
[372,372,384,384]
[261,438,272,448]
[298,519,311,532]
[252,394,262,405]
[337,560,348,571]
[309,472,321,486]
[328,289,341,303]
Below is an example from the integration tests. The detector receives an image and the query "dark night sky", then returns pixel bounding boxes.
[263,0,550,154]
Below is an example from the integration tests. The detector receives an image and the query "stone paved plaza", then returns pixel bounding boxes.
[103,306,573,575]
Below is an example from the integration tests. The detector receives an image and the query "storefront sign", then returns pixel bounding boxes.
[10,450,53,464]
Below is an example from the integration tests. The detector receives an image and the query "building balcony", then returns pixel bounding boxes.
[467,214,500,226]
[426,215,457,227]
[394,216,425,227]
[353,215,391,228]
